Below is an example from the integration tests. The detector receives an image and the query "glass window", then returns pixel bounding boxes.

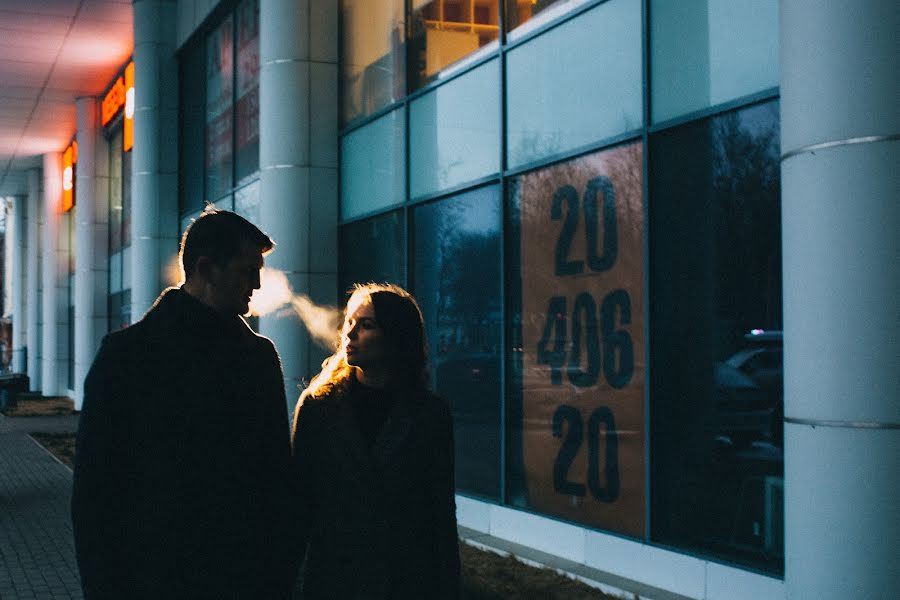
[506,141,646,538]
[504,0,591,38]
[180,36,206,215]
[206,15,235,202]
[108,289,131,332]
[413,185,502,499]
[410,58,500,198]
[234,180,260,225]
[651,0,779,123]
[109,129,124,253]
[340,108,405,220]
[409,0,500,89]
[338,210,406,298]
[649,101,782,573]
[506,0,642,169]
[341,0,406,125]
[235,0,260,183]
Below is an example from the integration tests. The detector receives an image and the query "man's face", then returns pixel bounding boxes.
[207,241,264,316]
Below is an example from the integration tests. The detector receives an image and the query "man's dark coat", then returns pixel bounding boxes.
[291,378,461,600]
[72,288,297,599]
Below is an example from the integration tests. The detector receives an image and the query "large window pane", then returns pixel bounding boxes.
[650,101,783,573]
[341,0,405,125]
[413,186,502,499]
[180,36,206,216]
[338,211,406,298]
[206,15,234,201]
[235,0,260,183]
[651,0,778,123]
[109,130,124,253]
[340,109,405,220]
[409,0,500,90]
[506,0,642,169]
[410,58,499,198]
[506,141,646,537]
[234,180,260,225]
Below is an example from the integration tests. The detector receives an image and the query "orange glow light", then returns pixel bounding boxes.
[102,76,125,125]
[124,61,134,152]
[62,143,75,212]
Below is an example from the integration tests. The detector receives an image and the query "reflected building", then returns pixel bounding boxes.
[2,1,897,599]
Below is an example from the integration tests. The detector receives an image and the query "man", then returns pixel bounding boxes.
[72,210,298,598]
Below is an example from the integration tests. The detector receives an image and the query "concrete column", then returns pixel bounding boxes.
[780,1,900,598]
[41,153,67,396]
[73,97,109,409]
[10,195,27,373]
[26,170,42,390]
[131,0,179,318]
[259,0,339,416]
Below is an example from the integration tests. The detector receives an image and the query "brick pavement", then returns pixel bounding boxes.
[0,414,82,599]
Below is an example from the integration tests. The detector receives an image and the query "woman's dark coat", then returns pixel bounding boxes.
[291,378,460,600]
[71,288,298,599]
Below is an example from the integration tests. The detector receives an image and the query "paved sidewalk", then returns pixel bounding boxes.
[0,414,82,599]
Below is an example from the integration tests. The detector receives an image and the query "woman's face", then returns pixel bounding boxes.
[342,296,388,372]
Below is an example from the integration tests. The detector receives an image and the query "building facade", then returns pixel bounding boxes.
[3,1,897,598]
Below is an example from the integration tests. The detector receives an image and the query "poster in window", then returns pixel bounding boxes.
[513,141,645,537]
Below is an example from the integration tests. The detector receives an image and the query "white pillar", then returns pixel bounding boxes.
[10,195,27,373]
[74,97,109,409]
[41,153,67,396]
[26,169,42,391]
[259,0,339,415]
[131,0,179,318]
[780,1,900,598]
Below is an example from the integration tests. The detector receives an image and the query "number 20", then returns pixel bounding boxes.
[553,176,618,276]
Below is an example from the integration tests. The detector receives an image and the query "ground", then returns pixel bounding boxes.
[9,394,625,599]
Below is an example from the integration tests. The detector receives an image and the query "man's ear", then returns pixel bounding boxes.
[193,256,217,282]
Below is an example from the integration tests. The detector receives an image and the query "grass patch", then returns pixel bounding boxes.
[461,542,625,600]
[30,432,76,468]
[1,396,76,417]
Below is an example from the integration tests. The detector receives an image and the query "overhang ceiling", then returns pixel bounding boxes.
[0,0,132,196]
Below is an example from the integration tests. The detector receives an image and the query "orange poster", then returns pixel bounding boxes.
[516,141,645,537]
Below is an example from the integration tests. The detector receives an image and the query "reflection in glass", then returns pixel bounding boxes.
[409,0,499,89]
[235,0,260,183]
[413,186,502,499]
[339,211,406,300]
[179,38,205,215]
[505,0,642,169]
[650,0,778,123]
[206,15,234,202]
[341,0,406,124]
[410,58,499,198]
[341,109,405,220]
[650,100,783,574]
[505,0,590,37]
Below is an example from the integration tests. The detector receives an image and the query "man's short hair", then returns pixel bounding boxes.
[180,209,274,280]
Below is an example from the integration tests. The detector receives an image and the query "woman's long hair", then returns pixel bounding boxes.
[301,283,429,401]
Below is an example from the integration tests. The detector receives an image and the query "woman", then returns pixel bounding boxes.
[291,283,460,599]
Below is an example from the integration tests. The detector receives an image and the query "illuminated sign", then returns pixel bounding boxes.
[124,61,134,152]
[62,140,77,212]
[102,76,125,125]
[101,60,135,152]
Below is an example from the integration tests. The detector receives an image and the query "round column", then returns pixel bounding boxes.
[780,1,900,598]
[26,169,41,391]
[131,0,179,318]
[74,97,108,408]
[41,152,64,396]
[10,194,27,373]
[259,0,339,416]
